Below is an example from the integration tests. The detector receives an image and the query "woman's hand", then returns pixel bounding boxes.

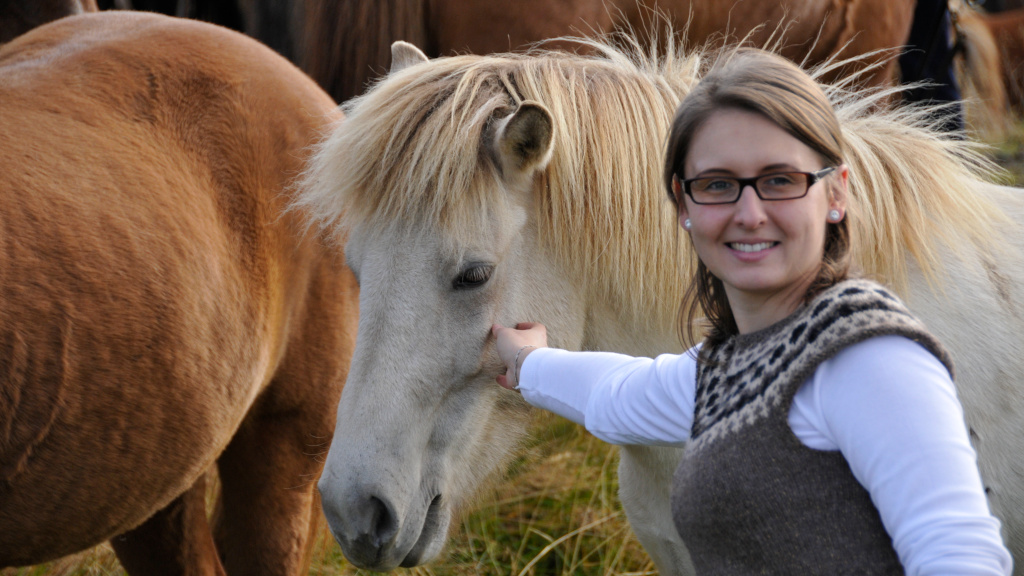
[492,322,548,390]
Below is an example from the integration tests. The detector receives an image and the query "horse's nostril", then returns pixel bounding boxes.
[365,495,398,548]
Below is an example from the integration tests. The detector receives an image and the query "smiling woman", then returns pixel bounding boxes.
[672,108,848,337]
[661,49,858,349]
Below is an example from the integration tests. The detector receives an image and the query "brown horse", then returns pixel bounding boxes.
[0,11,357,575]
[979,6,1024,111]
[299,0,917,102]
[106,0,920,103]
[0,0,96,43]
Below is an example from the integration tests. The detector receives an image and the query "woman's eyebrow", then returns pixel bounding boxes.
[759,163,802,172]
[692,163,801,177]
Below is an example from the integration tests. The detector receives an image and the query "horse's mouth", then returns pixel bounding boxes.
[331,491,450,570]
[400,494,449,567]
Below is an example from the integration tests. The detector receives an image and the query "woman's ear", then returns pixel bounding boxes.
[672,175,691,229]
[829,164,850,215]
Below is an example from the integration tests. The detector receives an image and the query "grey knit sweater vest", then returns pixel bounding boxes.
[672,279,954,575]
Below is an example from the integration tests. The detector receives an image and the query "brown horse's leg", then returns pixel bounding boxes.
[110,473,226,576]
[211,405,327,576]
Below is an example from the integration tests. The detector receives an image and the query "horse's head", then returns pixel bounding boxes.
[302,43,599,570]
[299,37,694,568]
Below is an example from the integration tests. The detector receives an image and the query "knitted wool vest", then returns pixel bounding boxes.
[671,279,954,575]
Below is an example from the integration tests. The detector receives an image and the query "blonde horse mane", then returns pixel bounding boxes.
[298,33,1005,332]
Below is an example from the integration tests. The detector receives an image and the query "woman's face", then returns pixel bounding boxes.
[675,108,848,307]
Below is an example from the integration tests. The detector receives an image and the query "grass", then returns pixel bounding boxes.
[1,549,122,576]
[989,118,1024,186]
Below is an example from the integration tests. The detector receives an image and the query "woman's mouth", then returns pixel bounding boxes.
[728,241,777,253]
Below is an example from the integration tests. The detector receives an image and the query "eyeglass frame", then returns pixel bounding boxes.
[673,166,836,206]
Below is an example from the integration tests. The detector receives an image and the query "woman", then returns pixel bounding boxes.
[492,49,1012,574]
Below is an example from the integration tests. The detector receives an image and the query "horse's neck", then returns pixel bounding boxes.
[582,302,683,357]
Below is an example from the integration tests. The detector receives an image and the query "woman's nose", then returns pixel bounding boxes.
[733,184,767,227]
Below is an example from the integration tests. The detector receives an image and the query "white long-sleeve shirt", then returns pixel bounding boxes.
[518,335,1013,575]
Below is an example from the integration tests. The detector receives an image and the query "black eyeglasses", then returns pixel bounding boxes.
[675,167,836,205]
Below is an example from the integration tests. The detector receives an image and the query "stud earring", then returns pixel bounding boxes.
[828,209,841,222]
[683,218,692,230]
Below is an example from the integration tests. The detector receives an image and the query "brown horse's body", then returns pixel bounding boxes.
[0,12,357,575]
[300,0,916,102]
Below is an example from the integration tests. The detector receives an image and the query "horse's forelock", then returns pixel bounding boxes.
[298,56,513,241]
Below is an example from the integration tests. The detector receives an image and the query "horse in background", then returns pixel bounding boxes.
[102,0,918,103]
[114,0,304,63]
[0,11,357,575]
[0,0,96,43]
[950,2,1013,137]
[298,38,1024,575]
[979,6,1024,112]
[941,2,1024,139]
[300,0,918,102]
[103,0,1012,139]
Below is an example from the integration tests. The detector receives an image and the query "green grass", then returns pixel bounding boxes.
[989,118,1024,186]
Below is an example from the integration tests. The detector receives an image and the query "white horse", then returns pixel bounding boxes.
[298,37,1024,574]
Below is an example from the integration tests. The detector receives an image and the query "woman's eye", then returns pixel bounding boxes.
[700,179,735,192]
[764,174,798,186]
[453,265,493,290]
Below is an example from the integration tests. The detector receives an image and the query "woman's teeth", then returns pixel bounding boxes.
[730,242,774,252]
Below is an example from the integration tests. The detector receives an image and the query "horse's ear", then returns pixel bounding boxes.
[390,41,429,74]
[493,101,554,181]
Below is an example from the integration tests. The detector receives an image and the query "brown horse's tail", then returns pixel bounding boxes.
[952,4,1012,138]
[298,0,431,103]
[299,490,328,574]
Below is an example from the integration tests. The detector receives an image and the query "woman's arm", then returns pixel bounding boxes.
[493,322,696,446]
[813,335,1013,575]
[513,344,697,446]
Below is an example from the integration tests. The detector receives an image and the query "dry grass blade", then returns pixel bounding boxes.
[515,515,617,576]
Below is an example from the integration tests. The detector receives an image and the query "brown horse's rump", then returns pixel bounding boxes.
[0,12,356,574]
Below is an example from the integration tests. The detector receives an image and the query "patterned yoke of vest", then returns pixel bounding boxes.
[672,279,954,575]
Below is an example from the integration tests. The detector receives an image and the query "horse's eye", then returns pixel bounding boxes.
[453,264,493,290]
